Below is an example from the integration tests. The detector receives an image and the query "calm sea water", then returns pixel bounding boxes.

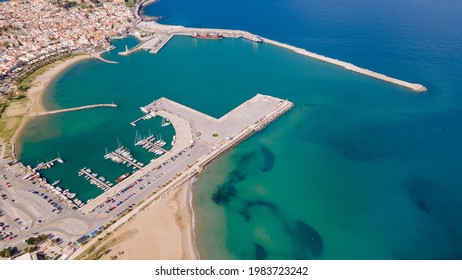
[16,0,462,259]
[145,0,462,259]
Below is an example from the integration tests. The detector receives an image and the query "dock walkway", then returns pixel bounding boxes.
[106,151,144,170]
[119,33,174,55]
[80,168,111,192]
[33,157,63,171]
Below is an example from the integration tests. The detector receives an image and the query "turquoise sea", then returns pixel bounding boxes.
[18,0,462,259]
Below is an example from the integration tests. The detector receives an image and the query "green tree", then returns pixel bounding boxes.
[0,247,11,258]
[26,246,36,253]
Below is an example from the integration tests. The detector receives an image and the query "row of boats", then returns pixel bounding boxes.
[143,111,157,120]
[79,167,114,192]
[104,146,144,169]
[53,184,76,200]
[34,157,64,171]
[23,170,83,207]
[191,31,263,43]
[135,134,167,155]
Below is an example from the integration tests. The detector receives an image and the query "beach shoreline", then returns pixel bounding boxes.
[96,178,199,260]
[189,176,201,260]
[10,54,92,155]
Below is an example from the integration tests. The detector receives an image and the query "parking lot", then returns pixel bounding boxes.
[0,161,95,250]
[87,140,211,218]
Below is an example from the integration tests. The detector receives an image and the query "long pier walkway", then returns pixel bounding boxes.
[90,50,119,64]
[106,151,144,170]
[136,137,167,154]
[32,103,118,117]
[33,156,64,171]
[80,168,111,192]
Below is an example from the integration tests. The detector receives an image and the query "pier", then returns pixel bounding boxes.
[33,156,64,171]
[80,94,293,214]
[134,22,427,92]
[79,168,112,192]
[104,147,144,170]
[31,103,118,117]
[135,135,167,155]
[90,49,119,64]
[130,111,156,126]
[119,33,174,55]
[142,94,294,145]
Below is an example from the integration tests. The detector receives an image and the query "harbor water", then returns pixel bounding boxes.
[147,0,462,259]
[17,0,462,259]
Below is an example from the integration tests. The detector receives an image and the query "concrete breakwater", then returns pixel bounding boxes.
[90,49,119,64]
[261,38,427,92]
[134,22,427,92]
[119,33,174,55]
[79,94,292,214]
[31,103,118,117]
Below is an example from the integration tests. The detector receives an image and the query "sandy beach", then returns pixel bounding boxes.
[99,180,198,260]
[10,54,92,148]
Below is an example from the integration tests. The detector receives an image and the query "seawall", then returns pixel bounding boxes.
[134,21,428,92]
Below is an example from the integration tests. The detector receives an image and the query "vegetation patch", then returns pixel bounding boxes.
[25,234,49,245]
[0,116,23,142]
[0,247,12,258]
[125,0,134,8]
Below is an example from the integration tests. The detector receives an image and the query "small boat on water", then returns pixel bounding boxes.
[51,180,60,186]
[116,173,130,183]
[243,34,263,43]
[161,117,171,127]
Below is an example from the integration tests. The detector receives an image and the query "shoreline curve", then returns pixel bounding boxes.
[11,54,93,156]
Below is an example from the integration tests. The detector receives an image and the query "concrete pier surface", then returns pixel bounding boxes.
[144,94,294,145]
[80,93,292,214]
[119,33,174,55]
[31,103,118,117]
[134,21,427,92]
[90,49,119,64]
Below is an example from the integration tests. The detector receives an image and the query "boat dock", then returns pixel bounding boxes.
[135,135,167,155]
[33,156,64,171]
[130,110,156,126]
[104,147,144,170]
[31,103,118,117]
[130,116,144,126]
[79,168,112,192]
[119,33,174,55]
